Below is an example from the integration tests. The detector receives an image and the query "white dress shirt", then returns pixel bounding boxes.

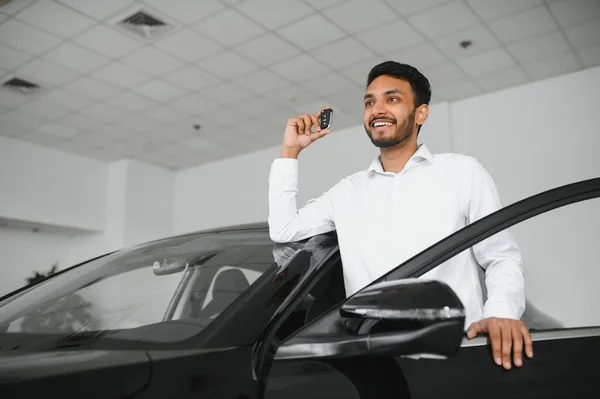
[268,144,525,328]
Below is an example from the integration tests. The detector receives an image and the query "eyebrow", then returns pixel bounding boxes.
[364,89,404,100]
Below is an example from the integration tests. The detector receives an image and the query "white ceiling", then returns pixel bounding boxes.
[0,0,598,170]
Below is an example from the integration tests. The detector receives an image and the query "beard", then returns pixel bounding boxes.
[364,108,416,148]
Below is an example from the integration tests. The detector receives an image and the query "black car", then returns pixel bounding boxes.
[1,177,599,399]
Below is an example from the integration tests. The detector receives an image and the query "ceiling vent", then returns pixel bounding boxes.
[115,8,176,41]
[1,77,41,94]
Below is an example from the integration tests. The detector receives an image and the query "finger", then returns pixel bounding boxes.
[301,114,313,135]
[467,322,480,339]
[501,324,513,370]
[309,114,321,132]
[295,117,306,135]
[512,325,524,367]
[488,323,502,367]
[521,324,534,358]
[312,129,331,141]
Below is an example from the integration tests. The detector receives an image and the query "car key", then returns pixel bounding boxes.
[319,108,333,130]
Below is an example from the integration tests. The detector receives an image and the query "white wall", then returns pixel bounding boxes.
[0,136,107,232]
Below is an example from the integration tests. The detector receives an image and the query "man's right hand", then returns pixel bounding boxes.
[280,106,332,159]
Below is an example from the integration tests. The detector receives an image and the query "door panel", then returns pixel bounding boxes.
[265,360,359,399]
[398,331,600,399]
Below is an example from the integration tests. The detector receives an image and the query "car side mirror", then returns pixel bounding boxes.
[275,279,465,361]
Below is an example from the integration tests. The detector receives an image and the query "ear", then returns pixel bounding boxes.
[415,104,429,128]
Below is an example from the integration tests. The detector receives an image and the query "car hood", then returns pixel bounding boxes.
[0,349,151,398]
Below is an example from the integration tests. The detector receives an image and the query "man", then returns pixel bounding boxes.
[267,61,533,370]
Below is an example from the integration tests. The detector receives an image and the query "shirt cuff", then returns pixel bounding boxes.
[483,301,522,320]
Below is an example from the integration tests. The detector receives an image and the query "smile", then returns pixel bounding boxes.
[372,121,394,127]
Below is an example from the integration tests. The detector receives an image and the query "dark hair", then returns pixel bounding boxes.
[366,61,432,108]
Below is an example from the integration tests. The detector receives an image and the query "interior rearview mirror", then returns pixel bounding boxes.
[275,279,466,361]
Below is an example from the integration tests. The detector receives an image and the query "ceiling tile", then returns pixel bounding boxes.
[577,44,600,68]
[466,0,543,21]
[264,84,317,107]
[0,109,46,129]
[60,112,106,131]
[56,0,135,20]
[434,80,482,101]
[79,102,128,121]
[19,131,63,146]
[386,0,454,16]
[121,47,184,76]
[171,94,220,115]
[474,66,530,92]
[507,31,571,63]
[432,25,500,60]
[201,108,250,127]
[18,100,71,119]
[91,62,152,88]
[0,88,29,108]
[0,14,6,23]
[456,48,515,76]
[106,92,156,112]
[234,34,301,67]
[73,25,144,59]
[303,73,359,96]
[0,0,35,15]
[154,29,223,63]
[312,38,376,69]
[143,0,225,24]
[323,0,397,34]
[15,0,95,39]
[339,57,386,86]
[522,51,583,80]
[42,42,110,73]
[37,88,95,111]
[133,79,187,103]
[66,77,122,100]
[326,87,366,114]
[194,9,265,47]
[564,18,600,49]
[17,59,80,86]
[355,20,425,54]
[303,0,348,8]
[488,6,558,44]
[270,54,330,83]
[0,44,32,70]
[408,1,480,39]
[230,96,291,118]
[117,115,162,133]
[142,105,189,124]
[37,122,80,138]
[276,14,346,51]
[234,68,290,94]
[0,20,62,56]
[180,136,220,151]
[196,51,260,79]
[384,42,447,69]
[237,0,314,29]
[421,62,467,86]
[163,65,221,91]
[548,0,600,28]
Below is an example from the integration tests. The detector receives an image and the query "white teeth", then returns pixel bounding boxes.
[373,121,393,127]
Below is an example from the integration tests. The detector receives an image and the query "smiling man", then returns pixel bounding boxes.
[267,60,533,370]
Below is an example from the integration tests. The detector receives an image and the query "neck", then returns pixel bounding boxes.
[379,139,419,173]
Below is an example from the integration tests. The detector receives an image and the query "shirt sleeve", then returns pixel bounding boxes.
[466,158,526,321]
[268,158,337,243]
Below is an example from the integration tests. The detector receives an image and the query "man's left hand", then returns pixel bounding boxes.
[467,318,533,370]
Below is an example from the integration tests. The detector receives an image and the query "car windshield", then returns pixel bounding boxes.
[0,229,278,348]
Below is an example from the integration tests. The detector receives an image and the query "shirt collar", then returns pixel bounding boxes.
[367,143,434,174]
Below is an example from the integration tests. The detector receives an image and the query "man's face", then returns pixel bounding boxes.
[363,75,418,148]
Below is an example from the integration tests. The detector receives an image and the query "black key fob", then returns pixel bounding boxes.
[319,108,333,129]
